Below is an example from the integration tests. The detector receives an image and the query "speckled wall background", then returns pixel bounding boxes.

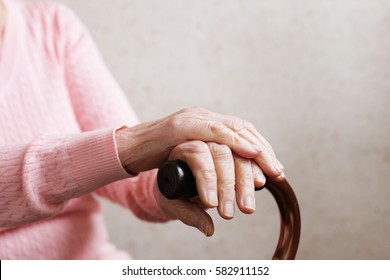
[34,0,390,259]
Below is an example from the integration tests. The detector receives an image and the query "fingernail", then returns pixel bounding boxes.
[207,191,218,206]
[255,173,266,185]
[273,172,285,182]
[244,195,255,210]
[197,219,208,236]
[224,202,234,218]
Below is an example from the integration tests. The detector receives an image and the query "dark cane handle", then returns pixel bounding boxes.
[157,160,301,260]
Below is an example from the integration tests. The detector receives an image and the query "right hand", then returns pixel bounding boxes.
[153,140,275,236]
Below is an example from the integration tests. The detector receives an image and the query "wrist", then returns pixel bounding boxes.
[115,126,139,176]
[114,120,174,174]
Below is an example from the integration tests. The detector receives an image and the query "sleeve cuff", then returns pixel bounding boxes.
[67,127,132,193]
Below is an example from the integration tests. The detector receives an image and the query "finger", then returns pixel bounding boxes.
[207,142,236,220]
[168,141,218,208]
[236,128,279,177]
[166,108,261,159]
[193,120,260,158]
[167,198,215,237]
[251,160,266,188]
[234,156,256,214]
[269,170,286,182]
[247,129,285,179]
[212,113,285,179]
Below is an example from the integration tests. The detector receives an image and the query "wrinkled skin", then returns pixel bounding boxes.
[115,107,285,236]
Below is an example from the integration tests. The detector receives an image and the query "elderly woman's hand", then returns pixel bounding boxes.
[115,107,285,235]
[116,107,284,178]
[152,140,269,236]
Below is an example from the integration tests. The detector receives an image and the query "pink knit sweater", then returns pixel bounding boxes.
[0,0,169,259]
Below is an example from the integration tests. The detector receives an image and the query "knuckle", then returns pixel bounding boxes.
[170,107,200,126]
[238,174,254,188]
[207,121,237,141]
[206,121,223,134]
[220,185,236,196]
[166,114,184,131]
[229,131,241,145]
[230,120,245,131]
[224,179,236,190]
[236,156,249,165]
[227,116,253,132]
[209,143,232,160]
[202,168,217,181]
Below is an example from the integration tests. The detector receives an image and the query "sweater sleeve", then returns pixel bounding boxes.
[58,4,169,222]
[0,128,130,228]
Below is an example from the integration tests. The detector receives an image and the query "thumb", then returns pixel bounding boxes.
[167,199,215,237]
[153,180,214,236]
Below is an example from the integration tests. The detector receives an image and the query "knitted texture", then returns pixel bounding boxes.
[0,0,169,259]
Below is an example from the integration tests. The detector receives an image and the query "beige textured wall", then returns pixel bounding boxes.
[50,0,390,259]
